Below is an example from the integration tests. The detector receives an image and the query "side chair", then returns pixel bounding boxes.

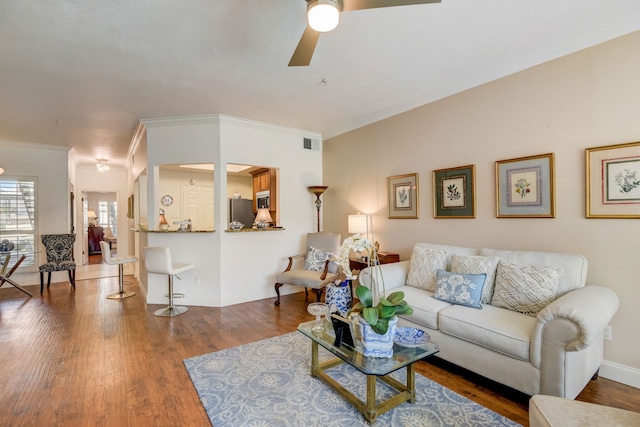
[39,233,76,293]
[274,232,341,306]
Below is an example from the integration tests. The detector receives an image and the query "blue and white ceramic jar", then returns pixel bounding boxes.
[324,282,352,316]
[358,315,398,358]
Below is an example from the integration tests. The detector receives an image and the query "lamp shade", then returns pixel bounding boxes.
[159,208,169,226]
[348,214,369,235]
[87,210,97,218]
[255,208,273,223]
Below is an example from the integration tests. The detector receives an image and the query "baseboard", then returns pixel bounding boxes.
[600,360,640,389]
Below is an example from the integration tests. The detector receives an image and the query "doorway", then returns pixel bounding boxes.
[84,191,117,265]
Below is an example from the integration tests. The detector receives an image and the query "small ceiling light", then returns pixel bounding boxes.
[307,0,341,32]
[0,167,5,175]
[96,159,110,173]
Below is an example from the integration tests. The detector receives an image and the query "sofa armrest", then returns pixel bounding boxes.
[359,261,410,293]
[532,285,619,397]
[536,285,619,351]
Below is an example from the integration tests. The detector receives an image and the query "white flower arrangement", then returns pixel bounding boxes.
[335,233,374,279]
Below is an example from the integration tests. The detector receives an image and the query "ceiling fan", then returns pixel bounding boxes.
[289,0,441,67]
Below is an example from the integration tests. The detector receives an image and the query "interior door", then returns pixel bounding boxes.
[181,184,214,230]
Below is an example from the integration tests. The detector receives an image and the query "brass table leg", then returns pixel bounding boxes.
[407,362,416,403]
[366,374,376,423]
[311,340,319,377]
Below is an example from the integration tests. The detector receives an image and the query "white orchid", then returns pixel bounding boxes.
[335,233,374,279]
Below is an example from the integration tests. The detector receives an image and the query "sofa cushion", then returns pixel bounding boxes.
[480,247,587,298]
[450,254,499,304]
[439,304,536,361]
[491,259,563,316]
[303,246,333,271]
[393,285,451,329]
[434,270,486,309]
[415,242,479,270]
[406,247,448,292]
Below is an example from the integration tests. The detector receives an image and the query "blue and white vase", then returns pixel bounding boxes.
[358,316,398,358]
[325,282,352,316]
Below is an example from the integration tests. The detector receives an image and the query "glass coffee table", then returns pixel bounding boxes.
[298,319,439,423]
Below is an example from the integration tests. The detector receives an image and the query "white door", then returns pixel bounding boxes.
[181,184,214,230]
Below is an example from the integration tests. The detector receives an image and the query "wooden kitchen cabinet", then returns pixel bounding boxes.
[250,168,279,224]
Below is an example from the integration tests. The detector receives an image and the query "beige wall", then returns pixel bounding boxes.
[323,31,640,376]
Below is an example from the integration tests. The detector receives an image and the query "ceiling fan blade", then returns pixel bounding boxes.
[342,0,440,12]
[288,25,321,67]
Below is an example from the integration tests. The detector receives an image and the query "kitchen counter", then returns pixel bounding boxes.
[225,227,285,233]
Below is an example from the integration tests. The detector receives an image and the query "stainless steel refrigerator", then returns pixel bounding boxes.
[229,198,255,229]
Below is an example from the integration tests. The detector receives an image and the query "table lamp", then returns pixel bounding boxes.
[255,208,273,229]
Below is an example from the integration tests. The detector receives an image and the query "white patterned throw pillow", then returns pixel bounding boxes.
[303,246,333,271]
[491,258,563,316]
[406,247,448,292]
[450,254,499,304]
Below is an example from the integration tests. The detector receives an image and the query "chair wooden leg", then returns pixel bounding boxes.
[47,272,52,289]
[313,288,323,302]
[592,369,600,380]
[40,272,44,293]
[274,283,283,306]
[68,269,76,289]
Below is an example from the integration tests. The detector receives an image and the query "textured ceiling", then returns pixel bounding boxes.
[1,0,639,167]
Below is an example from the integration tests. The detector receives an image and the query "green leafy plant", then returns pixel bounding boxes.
[349,285,413,335]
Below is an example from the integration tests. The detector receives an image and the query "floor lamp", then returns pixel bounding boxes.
[308,186,328,232]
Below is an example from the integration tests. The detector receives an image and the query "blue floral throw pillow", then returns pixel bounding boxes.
[433,270,487,309]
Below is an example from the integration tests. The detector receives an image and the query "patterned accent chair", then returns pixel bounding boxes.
[274,232,341,306]
[39,234,76,293]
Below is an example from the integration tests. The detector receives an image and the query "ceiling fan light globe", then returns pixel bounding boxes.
[307,0,340,32]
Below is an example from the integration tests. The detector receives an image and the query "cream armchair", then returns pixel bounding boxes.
[274,232,341,306]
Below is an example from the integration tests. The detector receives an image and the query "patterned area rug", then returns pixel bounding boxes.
[184,332,522,427]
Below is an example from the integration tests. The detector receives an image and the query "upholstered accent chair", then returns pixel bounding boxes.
[274,232,341,306]
[39,234,76,293]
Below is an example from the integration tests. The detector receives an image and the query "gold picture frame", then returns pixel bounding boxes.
[586,141,640,218]
[496,153,555,218]
[127,195,134,219]
[387,173,418,219]
[433,165,476,218]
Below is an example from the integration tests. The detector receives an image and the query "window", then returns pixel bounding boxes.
[0,178,36,267]
[98,200,117,235]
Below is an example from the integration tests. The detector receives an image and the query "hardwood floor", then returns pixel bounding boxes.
[0,278,638,426]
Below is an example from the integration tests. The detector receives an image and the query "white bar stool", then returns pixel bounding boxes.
[100,241,137,300]
[143,246,194,317]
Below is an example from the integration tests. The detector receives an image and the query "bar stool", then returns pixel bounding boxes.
[100,241,137,300]
[143,246,194,317]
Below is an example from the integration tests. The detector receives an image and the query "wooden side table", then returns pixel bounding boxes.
[349,251,400,273]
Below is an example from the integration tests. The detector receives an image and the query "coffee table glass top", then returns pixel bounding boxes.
[298,319,438,376]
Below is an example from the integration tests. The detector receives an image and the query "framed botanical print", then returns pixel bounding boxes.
[586,141,640,218]
[433,165,476,218]
[496,153,555,218]
[387,173,418,219]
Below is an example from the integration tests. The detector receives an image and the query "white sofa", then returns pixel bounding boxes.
[359,242,620,399]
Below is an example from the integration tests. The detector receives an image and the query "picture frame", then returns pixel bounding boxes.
[387,173,418,219]
[127,195,134,219]
[586,141,640,219]
[495,153,555,218]
[432,165,476,218]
